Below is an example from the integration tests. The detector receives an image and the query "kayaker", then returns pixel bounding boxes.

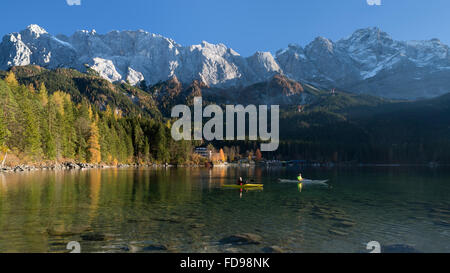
[237,177,245,185]
[297,173,303,192]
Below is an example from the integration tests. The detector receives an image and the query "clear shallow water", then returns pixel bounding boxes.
[0,166,449,253]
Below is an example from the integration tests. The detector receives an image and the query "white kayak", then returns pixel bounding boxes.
[278,178,329,186]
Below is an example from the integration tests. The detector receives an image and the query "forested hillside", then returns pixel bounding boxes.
[1,65,450,166]
[275,91,450,164]
[0,70,197,166]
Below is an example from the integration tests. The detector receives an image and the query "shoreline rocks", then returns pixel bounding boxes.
[0,162,218,173]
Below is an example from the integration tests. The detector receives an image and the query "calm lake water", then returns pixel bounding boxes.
[0,166,449,253]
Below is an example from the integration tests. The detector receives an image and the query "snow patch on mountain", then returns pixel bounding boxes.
[1,25,450,99]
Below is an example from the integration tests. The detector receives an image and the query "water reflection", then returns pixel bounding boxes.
[0,167,448,253]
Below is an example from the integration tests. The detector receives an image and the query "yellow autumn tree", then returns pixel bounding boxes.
[52,91,67,115]
[88,105,93,120]
[105,105,113,118]
[5,71,18,87]
[87,122,101,164]
[38,83,48,106]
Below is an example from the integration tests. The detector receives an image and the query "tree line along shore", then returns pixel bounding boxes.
[0,71,267,171]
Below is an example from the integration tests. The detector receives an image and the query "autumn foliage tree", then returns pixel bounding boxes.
[255,149,262,161]
[87,122,101,164]
[219,148,226,162]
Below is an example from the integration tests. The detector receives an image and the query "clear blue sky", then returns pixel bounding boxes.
[1,0,449,56]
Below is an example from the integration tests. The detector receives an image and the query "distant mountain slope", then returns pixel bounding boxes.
[276,90,450,163]
[0,65,161,119]
[276,27,450,99]
[1,25,450,99]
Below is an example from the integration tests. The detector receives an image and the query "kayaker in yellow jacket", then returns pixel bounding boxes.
[297,173,303,192]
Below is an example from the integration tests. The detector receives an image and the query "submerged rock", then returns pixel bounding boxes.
[151,217,182,224]
[219,233,263,245]
[262,246,285,253]
[122,244,167,253]
[382,244,420,253]
[142,245,168,251]
[47,228,80,237]
[433,220,450,227]
[332,221,356,228]
[328,229,349,236]
[189,223,206,229]
[224,247,240,253]
[430,207,450,215]
[330,215,354,222]
[81,233,110,241]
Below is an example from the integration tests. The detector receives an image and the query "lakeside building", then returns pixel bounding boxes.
[194,147,212,159]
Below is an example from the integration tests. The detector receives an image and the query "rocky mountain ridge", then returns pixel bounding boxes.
[1,25,449,99]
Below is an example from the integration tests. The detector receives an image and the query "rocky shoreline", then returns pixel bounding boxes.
[0,162,204,173]
[0,162,123,173]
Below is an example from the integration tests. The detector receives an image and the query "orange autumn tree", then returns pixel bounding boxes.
[255,149,262,161]
[87,121,101,164]
[219,148,226,162]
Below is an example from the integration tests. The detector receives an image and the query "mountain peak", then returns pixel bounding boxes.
[306,36,334,54]
[24,24,48,37]
[341,27,393,44]
[310,36,334,47]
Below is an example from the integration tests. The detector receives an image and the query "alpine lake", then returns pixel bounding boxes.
[0,166,449,253]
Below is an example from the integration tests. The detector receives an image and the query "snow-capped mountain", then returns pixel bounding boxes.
[276,27,450,99]
[0,24,280,88]
[1,25,450,99]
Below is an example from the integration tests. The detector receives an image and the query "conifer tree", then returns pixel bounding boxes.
[155,123,169,163]
[134,122,145,161]
[23,99,42,156]
[62,96,77,158]
[0,80,19,144]
[143,138,150,163]
[0,108,9,148]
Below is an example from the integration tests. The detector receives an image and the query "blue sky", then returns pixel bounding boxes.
[1,0,449,56]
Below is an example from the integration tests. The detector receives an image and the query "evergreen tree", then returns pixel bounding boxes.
[143,138,150,163]
[0,108,10,148]
[133,122,145,162]
[62,96,77,158]
[23,99,42,156]
[155,123,169,163]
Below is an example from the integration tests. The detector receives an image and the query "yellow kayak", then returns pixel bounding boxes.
[222,184,264,189]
